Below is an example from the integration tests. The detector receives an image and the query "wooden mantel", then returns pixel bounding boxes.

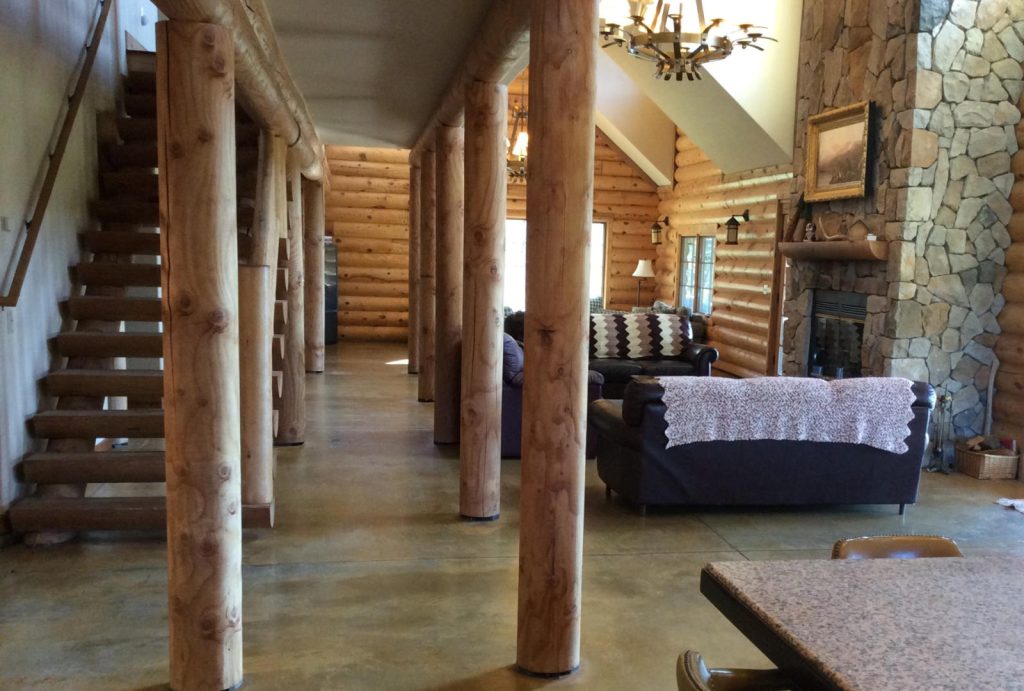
[779,240,889,262]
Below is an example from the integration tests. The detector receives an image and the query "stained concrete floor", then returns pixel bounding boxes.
[2,342,1024,690]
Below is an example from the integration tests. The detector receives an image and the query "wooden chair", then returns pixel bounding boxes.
[831,535,963,560]
[676,651,793,691]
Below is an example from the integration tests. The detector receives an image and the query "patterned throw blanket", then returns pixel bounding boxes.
[659,376,917,454]
[590,313,690,359]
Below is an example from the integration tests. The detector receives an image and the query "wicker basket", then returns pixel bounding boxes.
[956,445,1019,480]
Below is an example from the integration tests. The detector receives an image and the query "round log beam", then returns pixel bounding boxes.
[516,0,597,677]
[408,154,422,373]
[276,157,306,444]
[418,147,437,402]
[302,178,325,373]
[156,20,243,690]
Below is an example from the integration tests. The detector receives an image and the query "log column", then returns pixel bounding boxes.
[516,0,598,677]
[434,125,465,444]
[277,157,306,444]
[460,81,507,519]
[303,178,325,373]
[156,20,242,690]
[407,154,422,374]
[418,147,437,402]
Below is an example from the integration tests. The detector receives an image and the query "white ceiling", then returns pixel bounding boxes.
[265,0,493,149]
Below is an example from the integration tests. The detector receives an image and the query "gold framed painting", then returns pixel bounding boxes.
[804,101,872,203]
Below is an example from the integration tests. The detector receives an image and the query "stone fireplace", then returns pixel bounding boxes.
[807,290,868,378]
[782,0,1022,438]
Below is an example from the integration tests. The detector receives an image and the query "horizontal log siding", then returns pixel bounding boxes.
[655,131,791,376]
[325,145,410,341]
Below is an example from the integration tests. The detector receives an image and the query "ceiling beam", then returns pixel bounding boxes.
[152,0,325,181]
[410,0,530,158]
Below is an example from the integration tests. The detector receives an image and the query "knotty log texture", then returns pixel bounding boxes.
[303,178,325,372]
[238,265,275,521]
[516,0,597,677]
[276,157,305,444]
[434,125,465,444]
[151,0,323,180]
[418,148,437,402]
[460,81,507,519]
[156,21,242,691]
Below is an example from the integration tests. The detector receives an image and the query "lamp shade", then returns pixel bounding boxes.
[632,259,655,278]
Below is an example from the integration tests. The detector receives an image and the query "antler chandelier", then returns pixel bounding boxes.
[599,0,775,81]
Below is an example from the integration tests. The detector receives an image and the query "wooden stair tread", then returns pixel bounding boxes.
[93,199,253,227]
[81,230,160,254]
[9,497,166,532]
[74,261,161,287]
[67,295,162,322]
[124,93,155,117]
[22,451,165,484]
[45,369,163,397]
[100,169,159,199]
[8,496,272,532]
[115,116,157,141]
[54,332,163,358]
[31,409,164,439]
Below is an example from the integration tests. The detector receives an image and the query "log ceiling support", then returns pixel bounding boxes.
[156,20,243,690]
[418,147,437,403]
[151,0,324,180]
[276,157,306,445]
[303,178,326,373]
[459,81,507,520]
[516,0,598,677]
[434,125,465,445]
[407,154,422,374]
[409,0,530,160]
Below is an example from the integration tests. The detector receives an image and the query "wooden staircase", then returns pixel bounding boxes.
[9,51,279,537]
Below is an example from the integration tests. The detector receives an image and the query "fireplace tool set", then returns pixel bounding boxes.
[926,392,954,474]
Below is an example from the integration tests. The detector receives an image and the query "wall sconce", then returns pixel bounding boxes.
[650,216,669,245]
[722,209,750,245]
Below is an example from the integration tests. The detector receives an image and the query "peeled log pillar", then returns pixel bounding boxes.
[459,81,507,519]
[516,0,597,677]
[277,157,306,444]
[156,20,242,690]
[408,154,422,374]
[238,265,274,526]
[303,178,325,373]
[418,146,437,402]
[434,125,465,444]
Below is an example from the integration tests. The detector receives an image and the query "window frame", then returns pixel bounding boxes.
[677,234,715,315]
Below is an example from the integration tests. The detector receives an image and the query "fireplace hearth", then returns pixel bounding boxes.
[807,290,867,379]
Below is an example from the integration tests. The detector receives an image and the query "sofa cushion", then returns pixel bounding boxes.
[589,358,644,382]
[589,313,692,359]
[502,334,524,383]
[640,360,696,377]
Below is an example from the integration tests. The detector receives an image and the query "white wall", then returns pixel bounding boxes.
[0,1,155,518]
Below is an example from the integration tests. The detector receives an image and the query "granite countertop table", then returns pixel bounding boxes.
[703,557,1024,691]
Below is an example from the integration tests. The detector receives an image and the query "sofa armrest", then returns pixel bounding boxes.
[681,343,719,376]
[589,399,643,451]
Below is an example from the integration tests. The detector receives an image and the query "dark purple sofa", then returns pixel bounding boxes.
[501,335,604,458]
[589,377,935,515]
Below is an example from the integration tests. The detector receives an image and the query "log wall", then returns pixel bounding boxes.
[507,71,663,310]
[991,109,1024,443]
[655,131,792,377]
[325,145,411,341]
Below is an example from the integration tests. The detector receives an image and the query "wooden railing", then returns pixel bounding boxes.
[0,0,112,307]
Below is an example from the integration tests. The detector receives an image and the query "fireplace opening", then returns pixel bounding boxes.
[808,290,867,379]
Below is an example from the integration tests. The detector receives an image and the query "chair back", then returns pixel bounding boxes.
[831,535,963,560]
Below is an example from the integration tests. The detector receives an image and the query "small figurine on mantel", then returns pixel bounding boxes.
[804,222,816,242]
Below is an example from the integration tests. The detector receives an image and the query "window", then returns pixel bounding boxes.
[502,219,606,312]
[678,236,715,315]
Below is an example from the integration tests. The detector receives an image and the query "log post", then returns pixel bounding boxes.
[156,20,243,690]
[303,178,325,373]
[407,154,422,374]
[418,146,437,402]
[434,125,465,444]
[238,264,274,526]
[277,157,305,444]
[516,0,598,677]
[460,81,507,519]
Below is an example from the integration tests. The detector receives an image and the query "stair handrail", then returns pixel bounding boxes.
[0,0,112,308]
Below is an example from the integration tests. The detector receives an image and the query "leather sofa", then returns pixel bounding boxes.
[501,335,604,458]
[589,377,935,514]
